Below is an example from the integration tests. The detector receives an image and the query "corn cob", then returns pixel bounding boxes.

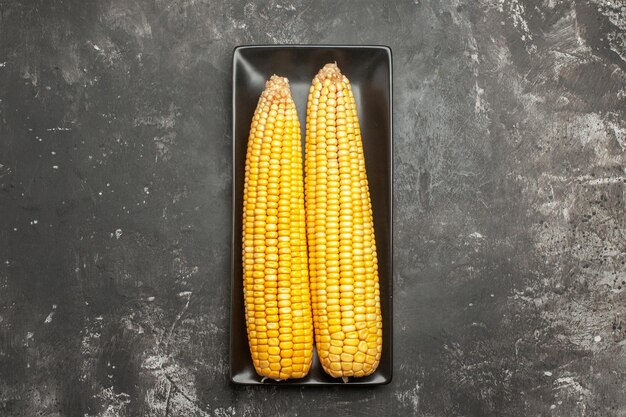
[305,63,383,379]
[242,75,314,380]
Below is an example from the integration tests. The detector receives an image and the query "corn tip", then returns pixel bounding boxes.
[315,62,343,82]
[264,75,291,100]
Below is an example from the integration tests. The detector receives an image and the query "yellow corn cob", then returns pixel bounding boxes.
[242,75,314,380]
[305,63,383,379]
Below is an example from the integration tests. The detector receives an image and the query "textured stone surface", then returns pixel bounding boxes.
[0,0,625,415]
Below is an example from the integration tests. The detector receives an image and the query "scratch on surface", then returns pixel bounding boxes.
[43,305,57,324]
[142,355,167,370]
[497,0,537,52]
[474,81,487,115]
[164,374,206,413]
[554,376,591,397]
[76,174,98,206]
[94,387,131,416]
[166,292,192,343]
[43,312,55,323]
[46,127,72,131]
[591,0,626,64]
[395,381,420,413]
[25,331,34,347]
[154,132,176,162]
[576,175,626,185]
[134,104,178,129]
[213,406,236,417]
[0,163,11,178]
[275,3,296,10]
[164,379,172,417]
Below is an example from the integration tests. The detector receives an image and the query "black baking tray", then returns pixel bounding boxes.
[231,45,392,385]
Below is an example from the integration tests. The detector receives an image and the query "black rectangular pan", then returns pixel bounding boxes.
[231,45,392,385]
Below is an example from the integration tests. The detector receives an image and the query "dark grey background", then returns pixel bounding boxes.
[1,0,625,416]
